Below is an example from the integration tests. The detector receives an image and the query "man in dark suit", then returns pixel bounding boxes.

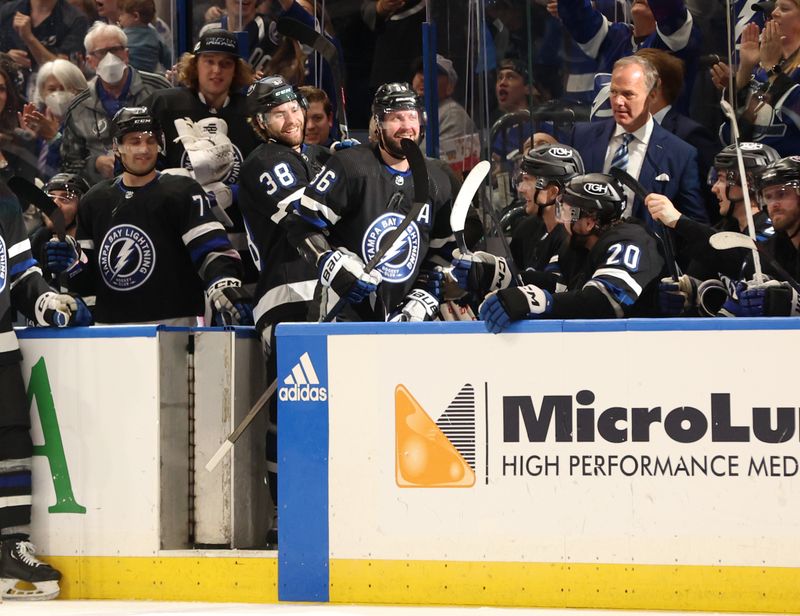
[569,55,709,227]
[636,48,722,221]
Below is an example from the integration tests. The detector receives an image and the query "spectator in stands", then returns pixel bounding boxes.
[0,0,89,74]
[96,0,172,60]
[67,0,98,21]
[299,85,334,147]
[568,55,708,227]
[60,22,169,185]
[720,4,800,156]
[18,58,88,180]
[0,54,36,183]
[411,53,479,169]
[556,0,703,113]
[635,48,721,220]
[118,0,171,73]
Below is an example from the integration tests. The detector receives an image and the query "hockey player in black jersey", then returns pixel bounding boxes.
[480,173,666,332]
[0,185,90,600]
[721,156,800,317]
[145,30,260,282]
[646,143,779,315]
[238,77,329,546]
[453,144,584,299]
[45,106,252,326]
[285,82,455,322]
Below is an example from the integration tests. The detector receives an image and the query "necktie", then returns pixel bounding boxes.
[611,132,634,172]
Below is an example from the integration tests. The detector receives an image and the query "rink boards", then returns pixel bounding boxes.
[277,319,800,612]
[17,319,800,610]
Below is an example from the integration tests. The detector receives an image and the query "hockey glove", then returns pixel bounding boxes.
[478,284,552,334]
[330,138,361,152]
[388,288,440,322]
[34,292,92,327]
[451,248,512,295]
[44,236,81,275]
[658,275,699,316]
[174,117,235,185]
[318,249,382,304]
[206,278,254,325]
[415,267,445,302]
[696,279,730,316]
[737,280,800,317]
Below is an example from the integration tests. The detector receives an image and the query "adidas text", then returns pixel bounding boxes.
[279,384,328,402]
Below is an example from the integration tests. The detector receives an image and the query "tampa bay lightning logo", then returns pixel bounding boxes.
[181,143,243,185]
[99,224,156,291]
[362,213,420,283]
[0,235,6,293]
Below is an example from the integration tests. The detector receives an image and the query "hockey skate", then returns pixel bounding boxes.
[0,538,61,600]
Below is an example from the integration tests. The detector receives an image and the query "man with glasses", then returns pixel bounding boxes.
[285,82,455,322]
[479,172,665,332]
[60,22,169,186]
[47,106,252,326]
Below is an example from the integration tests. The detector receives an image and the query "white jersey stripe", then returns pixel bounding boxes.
[182,221,226,245]
[301,193,341,225]
[8,238,31,259]
[592,267,643,297]
[0,330,20,354]
[0,495,32,508]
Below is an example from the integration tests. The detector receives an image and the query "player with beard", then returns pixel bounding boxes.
[479,173,665,332]
[720,156,800,316]
[238,77,329,546]
[285,82,455,322]
[45,106,252,326]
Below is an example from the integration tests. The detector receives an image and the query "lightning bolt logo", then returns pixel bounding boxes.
[362,213,421,284]
[108,238,136,283]
[377,228,412,267]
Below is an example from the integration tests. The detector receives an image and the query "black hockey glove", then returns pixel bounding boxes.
[206,278,254,325]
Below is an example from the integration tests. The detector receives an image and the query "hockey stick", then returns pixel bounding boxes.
[277,17,349,139]
[719,98,764,283]
[322,138,429,322]
[206,139,428,471]
[8,176,66,241]
[608,166,680,281]
[450,160,491,255]
[709,231,800,291]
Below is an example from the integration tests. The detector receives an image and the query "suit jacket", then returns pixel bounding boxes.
[569,119,709,227]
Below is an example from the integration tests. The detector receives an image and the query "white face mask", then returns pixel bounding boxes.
[95,52,126,84]
[44,91,74,118]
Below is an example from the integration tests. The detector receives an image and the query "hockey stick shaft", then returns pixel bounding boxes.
[608,166,680,281]
[322,138,429,322]
[8,176,66,241]
[277,17,349,139]
[450,160,491,255]
[205,379,277,472]
[710,231,800,291]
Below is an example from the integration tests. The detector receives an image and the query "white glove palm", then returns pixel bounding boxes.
[173,117,235,185]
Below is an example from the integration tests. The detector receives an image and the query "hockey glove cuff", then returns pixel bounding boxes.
[696,279,730,316]
[35,292,92,327]
[319,249,382,304]
[478,284,552,334]
[451,249,512,295]
[330,138,361,152]
[738,280,800,317]
[388,289,440,322]
[206,278,254,325]
[658,274,699,316]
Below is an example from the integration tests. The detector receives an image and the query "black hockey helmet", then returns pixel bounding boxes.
[560,173,626,226]
[44,173,90,200]
[756,156,800,207]
[520,143,585,187]
[246,76,307,116]
[111,106,164,150]
[714,142,780,172]
[371,82,423,119]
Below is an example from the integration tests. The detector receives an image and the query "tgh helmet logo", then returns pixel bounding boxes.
[584,182,608,195]
[549,147,572,158]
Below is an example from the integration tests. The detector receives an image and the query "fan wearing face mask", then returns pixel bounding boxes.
[59,22,169,186]
[17,59,88,180]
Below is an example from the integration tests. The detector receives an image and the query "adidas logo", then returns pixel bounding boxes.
[279,352,328,402]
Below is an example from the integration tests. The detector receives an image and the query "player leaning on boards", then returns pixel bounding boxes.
[479,173,666,332]
[285,82,455,322]
[0,185,91,601]
[238,75,330,547]
[44,106,253,326]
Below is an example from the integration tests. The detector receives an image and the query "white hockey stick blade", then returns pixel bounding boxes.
[450,160,490,234]
[709,231,756,251]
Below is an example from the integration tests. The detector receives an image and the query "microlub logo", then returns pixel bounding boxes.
[279,352,327,402]
[395,384,476,488]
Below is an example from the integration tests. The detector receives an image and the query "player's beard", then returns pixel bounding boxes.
[266,120,305,149]
[379,128,419,159]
